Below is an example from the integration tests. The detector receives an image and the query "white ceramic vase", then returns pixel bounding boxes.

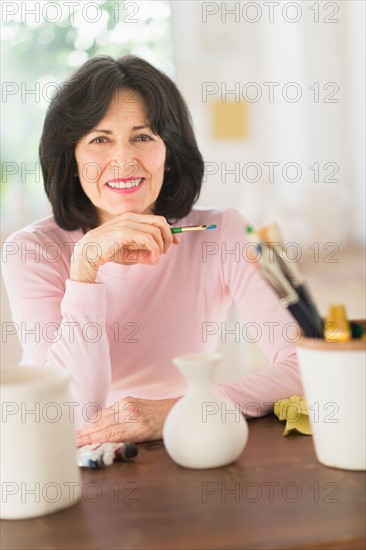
[163,353,248,469]
[0,366,81,519]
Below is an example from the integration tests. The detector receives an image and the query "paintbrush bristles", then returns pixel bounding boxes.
[259,222,283,244]
[258,223,304,285]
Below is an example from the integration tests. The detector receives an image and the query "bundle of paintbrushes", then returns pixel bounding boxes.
[246,223,323,338]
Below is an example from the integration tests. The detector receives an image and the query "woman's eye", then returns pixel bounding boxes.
[90,137,108,144]
[136,134,154,142]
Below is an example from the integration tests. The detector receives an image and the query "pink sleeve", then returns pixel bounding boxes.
[215,208,304,417]
[1,232,111,427]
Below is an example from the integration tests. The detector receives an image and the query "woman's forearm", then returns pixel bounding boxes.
[216,353,303,418]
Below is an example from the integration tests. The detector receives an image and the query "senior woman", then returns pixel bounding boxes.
[2,55,303,445]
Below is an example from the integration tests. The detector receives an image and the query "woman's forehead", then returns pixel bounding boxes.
[100,89,148,125]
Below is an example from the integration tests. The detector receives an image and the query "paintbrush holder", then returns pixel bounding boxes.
[163,352,248,469]
[296,323,366,470]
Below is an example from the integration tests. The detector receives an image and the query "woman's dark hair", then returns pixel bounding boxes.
[40,55,204,231]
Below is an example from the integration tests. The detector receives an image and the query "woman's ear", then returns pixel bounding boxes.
[72,158,79,177]
[164,147,172,172]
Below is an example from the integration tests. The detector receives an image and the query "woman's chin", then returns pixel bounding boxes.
[97,204,151,222]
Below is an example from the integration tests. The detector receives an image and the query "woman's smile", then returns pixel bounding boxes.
[105,177,144,193]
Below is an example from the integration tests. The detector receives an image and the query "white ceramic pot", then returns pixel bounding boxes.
[296,337,366,471]
[163,353,248,469]
[0,366,81,519]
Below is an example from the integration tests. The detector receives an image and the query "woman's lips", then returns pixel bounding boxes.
[105,178,144,194]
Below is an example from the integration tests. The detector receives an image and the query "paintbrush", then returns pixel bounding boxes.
[258,222,322,328]
[170,224,217,234]
[246,226,323,338]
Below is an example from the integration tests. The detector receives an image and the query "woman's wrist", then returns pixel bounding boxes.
[70,258,98,283]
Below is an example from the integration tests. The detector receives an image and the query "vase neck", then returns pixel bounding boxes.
[174,354,222,385]
[186,378,214,394]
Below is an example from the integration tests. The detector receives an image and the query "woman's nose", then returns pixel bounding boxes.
[110,159,138,176]
[109,157,139,179]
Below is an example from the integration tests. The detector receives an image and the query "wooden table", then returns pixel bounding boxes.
[1,415,365,550]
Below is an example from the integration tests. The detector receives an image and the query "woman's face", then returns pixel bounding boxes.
[74,89,167,224]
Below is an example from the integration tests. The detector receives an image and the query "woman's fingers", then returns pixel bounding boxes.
[81,400,138,432]
[145,215,175,254]
[120,214,174,254]
[76,397,179,446]
[73,213,181,275]
[76,401,138,446]
[100,217,177,264]
[84,228,160,266]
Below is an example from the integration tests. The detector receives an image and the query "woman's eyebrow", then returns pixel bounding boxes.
[89,125,150,134]
[132,125,150,131]
[91,128,112,134]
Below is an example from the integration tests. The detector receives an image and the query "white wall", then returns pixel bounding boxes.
[170,0,365,245]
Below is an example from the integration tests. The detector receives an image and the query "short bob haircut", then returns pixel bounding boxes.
[40,55,204,231]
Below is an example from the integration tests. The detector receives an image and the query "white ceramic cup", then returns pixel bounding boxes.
[0,366,81,519]
[296,335,366,471]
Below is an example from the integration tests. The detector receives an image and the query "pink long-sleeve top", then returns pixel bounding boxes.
[2,207,303,426]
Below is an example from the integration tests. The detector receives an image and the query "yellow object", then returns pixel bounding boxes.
[324,304,351,342]
[274,396,312,436]
[211,100,247,139]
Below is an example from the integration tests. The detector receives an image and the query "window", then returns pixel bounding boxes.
[1,0,173,233]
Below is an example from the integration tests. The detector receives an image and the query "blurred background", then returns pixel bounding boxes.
[1,1,365,376]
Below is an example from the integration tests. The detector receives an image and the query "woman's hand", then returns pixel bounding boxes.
[70,212,180,283]
[76,396,181,446]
